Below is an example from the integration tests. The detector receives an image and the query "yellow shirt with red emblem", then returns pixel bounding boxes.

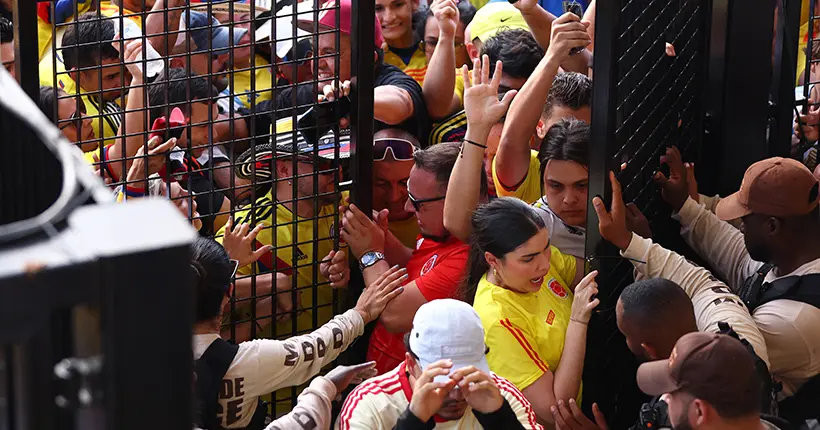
[384,45,428,85]
[215,189,349,340]
[472,246,578,391]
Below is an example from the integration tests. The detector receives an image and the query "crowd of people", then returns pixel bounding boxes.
[2,0,820,429]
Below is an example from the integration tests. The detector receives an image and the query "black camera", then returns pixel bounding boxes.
[634,399,673,430]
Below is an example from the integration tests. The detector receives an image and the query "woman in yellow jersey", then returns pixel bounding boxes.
[464,197,600,426]
[376,0,429,84]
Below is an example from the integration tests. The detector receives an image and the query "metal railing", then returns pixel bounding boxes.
[6,0,375,423]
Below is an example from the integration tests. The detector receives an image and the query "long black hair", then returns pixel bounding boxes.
[460,197,546,304]
[537,118,590,194]
[191,237,233,323]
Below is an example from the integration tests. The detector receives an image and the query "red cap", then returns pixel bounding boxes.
[298,0,384,49]
[715,157,819,220]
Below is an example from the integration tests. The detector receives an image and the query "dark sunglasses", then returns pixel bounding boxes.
[408,191,446,211]
[58,100,87,131]
[298,155,338,172]
[374,138,416,162]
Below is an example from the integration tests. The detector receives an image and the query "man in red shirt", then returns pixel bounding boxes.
[341,142,489,374]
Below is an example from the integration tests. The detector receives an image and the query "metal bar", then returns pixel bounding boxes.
[770,0,802,157]
[583,0,621,424]
[351,0,375,217]
[12,0,37,100]
[716,0,776,195]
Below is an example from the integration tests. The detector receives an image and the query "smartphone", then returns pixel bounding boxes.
[149,107,186,142]
[296,96,352,146]
[564,1,586,56]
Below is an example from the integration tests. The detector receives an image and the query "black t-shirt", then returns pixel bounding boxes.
[239,63,429,146]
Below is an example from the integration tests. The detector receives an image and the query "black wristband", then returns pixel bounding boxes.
[473,398,525,429]
[463,138,488,149]
[394,406,435,430]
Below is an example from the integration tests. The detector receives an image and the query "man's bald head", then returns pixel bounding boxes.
[616,278,698,361]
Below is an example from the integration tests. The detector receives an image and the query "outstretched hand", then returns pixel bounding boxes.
[654,146,690,211]
[592,172,633,251]
[462,55,517,133]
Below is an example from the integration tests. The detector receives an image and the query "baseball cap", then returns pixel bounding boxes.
[254,2,312,56]
[409,299,490,383]
[637,333,760,406]
[715,157,820,220]
[181,11,248,56]
[235,117,350,180]
[467,2,529,44]
[296,0,385,49]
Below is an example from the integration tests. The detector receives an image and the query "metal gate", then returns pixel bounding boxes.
[584,0,710,425]
[5,0,375,424]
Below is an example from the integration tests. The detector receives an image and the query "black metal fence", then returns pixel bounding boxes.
[4,0,375,424]
[585,0,710,426]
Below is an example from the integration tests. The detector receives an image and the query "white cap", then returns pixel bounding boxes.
[255,2,312,57]
[408,299,490,383]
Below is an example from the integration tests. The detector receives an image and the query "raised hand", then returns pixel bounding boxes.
[430,0,459,39]
[462,55,517,133]
[552,399,608,430]
[222,217,272,269]
[319,249,350,289]
[325,361,378,393]
[409,360,457,422]
[318,80,352,103]
[450,366,504,414]
[569,270,599,325]
[125,136,176,183]
[120,39,145,83]
[592,171,633,250]
[685,162,700,202]
[545,12,591,65]
[624,202,652,240]
[354,265,406,323]
[340,204,386,258]
[512,0,540,13]
[653,146,690,211]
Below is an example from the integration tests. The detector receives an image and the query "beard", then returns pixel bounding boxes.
[670,397,694,430]
[744,236,773,263]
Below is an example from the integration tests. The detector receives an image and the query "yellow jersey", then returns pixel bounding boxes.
[473,246,577,391]
[384,45,428,85]
[388,215,420,249]
[454,68,466,106]
[227,55,274,110]
[216,189,349,339]
[492,149,541,204]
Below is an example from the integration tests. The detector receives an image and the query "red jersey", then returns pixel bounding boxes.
[367,235,469,374]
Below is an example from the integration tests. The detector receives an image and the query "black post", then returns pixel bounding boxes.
[12,0,38,101]
[715,0,776,194]
[586,0,620,271]
[584,0,627,425]
[350,0,375,216]
[771,0,802,158]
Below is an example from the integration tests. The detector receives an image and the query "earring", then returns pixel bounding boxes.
[493,268,499,278]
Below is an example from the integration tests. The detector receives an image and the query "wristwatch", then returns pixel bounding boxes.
[359,251,385,271]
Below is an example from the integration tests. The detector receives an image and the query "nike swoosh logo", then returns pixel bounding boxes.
[500,16,511,22]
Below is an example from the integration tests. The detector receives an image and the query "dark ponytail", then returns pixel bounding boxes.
[537,118,590,194]
[191,237,233,323]
[459,198,546,303]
